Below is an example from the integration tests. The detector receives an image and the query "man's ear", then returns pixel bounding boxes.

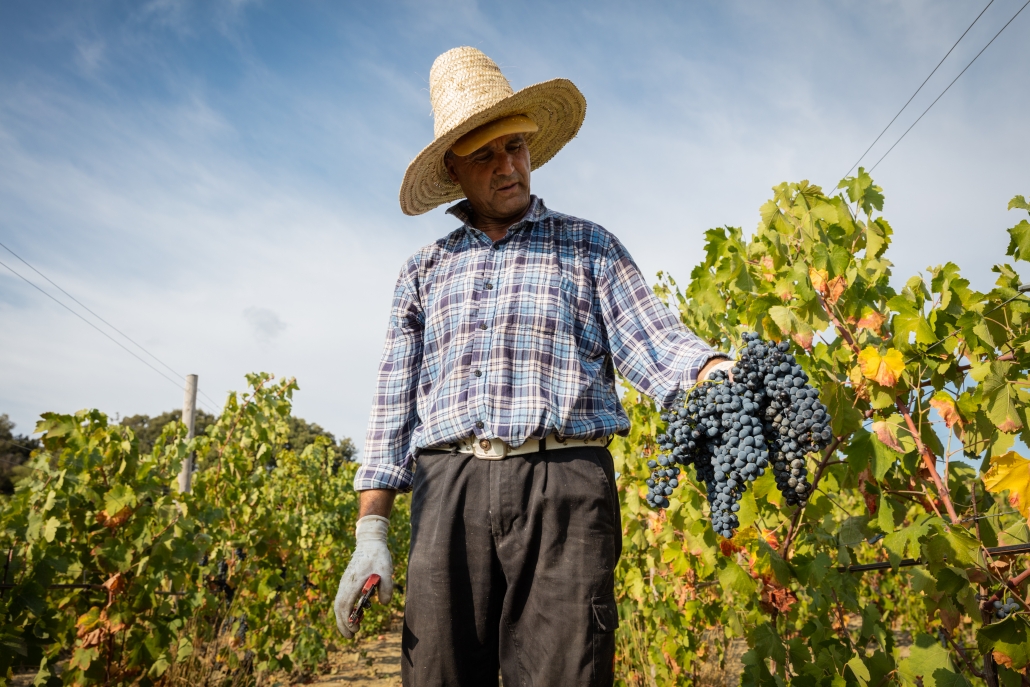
[444,153,460,184]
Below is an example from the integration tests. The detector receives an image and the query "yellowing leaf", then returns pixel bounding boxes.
[855,310,886,333]
[825,275,847,306]
[983,451,1030,518]
[809,268,828,294]
[929,392,963,430]
[858,347,905,387]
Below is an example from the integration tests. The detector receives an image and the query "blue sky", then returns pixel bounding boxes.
[1,0,1028,451]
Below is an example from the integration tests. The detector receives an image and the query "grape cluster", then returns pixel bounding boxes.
[737,333,831,507]
[994,597,1021,619]
[645,333,834,538]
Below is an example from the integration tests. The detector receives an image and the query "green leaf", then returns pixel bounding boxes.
[1007,219,1030,262]
[749,622,786,664]
[984,362,1023,433]
[846,656,870,686]
[932,566,968,595]
[882,518,931,569]
[898,633,957,684]
[1009,194,1029,211]
[821,382,862,437]
[838,516,869,547]
[977,616,1030,669]
[876,495,896,533]
[737,488,758,529]
[718,559,757,596]
[104,483,138,515]
[43,517,59,543]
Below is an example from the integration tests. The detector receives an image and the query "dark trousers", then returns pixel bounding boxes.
[402,446,622,687]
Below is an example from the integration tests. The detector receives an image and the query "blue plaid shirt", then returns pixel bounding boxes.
[355,196,723,491]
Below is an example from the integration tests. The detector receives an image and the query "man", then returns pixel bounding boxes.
[333,47,733,686]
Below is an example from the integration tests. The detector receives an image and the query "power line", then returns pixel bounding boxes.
[868,0,1030,173]
[843,0,997,180]
[0,240,220,410]
[0,257,216,413]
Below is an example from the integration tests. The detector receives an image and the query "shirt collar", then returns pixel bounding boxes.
[445,195,550,229]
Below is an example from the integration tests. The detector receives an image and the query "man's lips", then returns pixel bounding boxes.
[495,181,520,193]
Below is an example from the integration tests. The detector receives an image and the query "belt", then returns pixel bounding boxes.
[439,434,612,460]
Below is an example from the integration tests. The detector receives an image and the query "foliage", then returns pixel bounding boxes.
[0,374,407,686]
[0,415,40,495]
[118,410,355,465]
[611,174,1030,686]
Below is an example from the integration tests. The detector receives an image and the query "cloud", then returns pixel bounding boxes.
[243,307,287,343]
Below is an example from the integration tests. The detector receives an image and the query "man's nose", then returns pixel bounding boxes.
[495,152,516,177]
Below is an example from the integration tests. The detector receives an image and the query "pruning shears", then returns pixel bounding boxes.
[348,574,381,626]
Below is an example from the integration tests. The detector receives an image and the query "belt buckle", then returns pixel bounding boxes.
[473,437,508,460]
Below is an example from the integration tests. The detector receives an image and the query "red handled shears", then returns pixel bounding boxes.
[348,574,381,626]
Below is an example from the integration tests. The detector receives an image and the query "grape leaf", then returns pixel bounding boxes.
[717,559,756,596]
[1009,194,1029,211]
[976,616,1030,670]
[858,347,905,387]
[821,382,863,437]
[898,633,958,685]
[846,657,870,686]
[1007,219,1030,262]
[855,310,886,333]
[983,363,1023,433]
[929,392,963,430]
[104,484,138,516]
[982,450,1030,517]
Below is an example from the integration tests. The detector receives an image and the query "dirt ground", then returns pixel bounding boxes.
[308,630,402,687]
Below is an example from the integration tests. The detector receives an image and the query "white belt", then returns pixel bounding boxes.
[445,434,611,460]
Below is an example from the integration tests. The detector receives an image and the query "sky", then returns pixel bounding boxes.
[1,0,1028,453]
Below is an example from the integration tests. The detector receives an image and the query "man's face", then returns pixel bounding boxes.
[444,133,531,221]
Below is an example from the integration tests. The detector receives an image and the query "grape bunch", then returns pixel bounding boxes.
[644,333,834,538]
[993,597,1021,619]
[737,333,832,507]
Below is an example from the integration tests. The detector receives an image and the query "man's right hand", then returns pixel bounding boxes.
[333,515,394,638]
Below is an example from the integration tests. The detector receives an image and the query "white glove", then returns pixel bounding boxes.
[701,358,736,382]
[333,515,393,638]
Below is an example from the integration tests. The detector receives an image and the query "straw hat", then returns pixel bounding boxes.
[398,47,586,216]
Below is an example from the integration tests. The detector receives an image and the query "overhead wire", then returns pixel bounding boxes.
[0,239,220,409]
[868,0,1030,173]
[0,257,217,413]
[842,0,997,180]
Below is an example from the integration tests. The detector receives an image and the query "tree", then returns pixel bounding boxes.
[0,415,39,495]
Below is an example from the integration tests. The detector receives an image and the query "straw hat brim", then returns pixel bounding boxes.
[399,78,586,216]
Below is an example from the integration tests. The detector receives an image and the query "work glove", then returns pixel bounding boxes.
[701,358,736,382]
[333,515,394,638]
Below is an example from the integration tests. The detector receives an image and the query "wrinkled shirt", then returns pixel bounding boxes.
[355,196,722,491]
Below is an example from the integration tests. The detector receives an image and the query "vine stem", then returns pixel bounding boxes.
[895,399,959,524]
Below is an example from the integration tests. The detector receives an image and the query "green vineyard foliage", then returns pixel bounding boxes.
[0,374,408,685]
[610,173,1030,686]
[1,175,1028,686]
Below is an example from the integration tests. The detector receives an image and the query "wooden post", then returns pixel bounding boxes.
[178,374,198,494]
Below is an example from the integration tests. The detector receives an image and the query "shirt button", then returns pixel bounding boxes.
[473,369,482,377]
[475,421,484,429]
[479,323,487,330]
[484,283,493,290]
[492,244,501,251]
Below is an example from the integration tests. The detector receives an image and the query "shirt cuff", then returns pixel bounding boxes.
[353,460,414,492]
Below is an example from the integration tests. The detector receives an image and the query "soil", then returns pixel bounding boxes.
[309,631,402,687]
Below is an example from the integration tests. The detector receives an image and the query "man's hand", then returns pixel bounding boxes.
[699,357,736,383]
[333,515,394,638]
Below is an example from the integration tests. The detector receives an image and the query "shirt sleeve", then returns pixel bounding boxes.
[597,233,727,408]
[354,260,425,492]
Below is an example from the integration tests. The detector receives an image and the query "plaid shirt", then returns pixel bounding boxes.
[355,196,723,491]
